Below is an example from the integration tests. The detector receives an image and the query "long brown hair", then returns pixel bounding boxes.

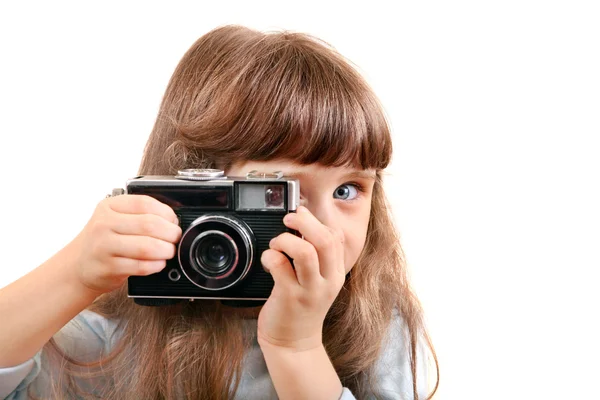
[37,25,439,399]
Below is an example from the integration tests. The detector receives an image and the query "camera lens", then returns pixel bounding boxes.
[194,235,234,276]
[207,243,225,264]
[178,215,255,291]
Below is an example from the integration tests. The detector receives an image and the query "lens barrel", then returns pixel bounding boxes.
[178,215,254,291]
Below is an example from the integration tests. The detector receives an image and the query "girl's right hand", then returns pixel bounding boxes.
[70,194,182,294]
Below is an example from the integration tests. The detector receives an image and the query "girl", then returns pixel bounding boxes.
[0,25,439,399]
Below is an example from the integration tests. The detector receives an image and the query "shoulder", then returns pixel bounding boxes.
[0,310,122,399]
[52,309,122,361]
[372,309,432,399]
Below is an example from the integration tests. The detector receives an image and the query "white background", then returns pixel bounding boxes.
[1,1,598,399]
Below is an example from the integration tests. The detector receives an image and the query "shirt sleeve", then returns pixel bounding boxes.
[0,310,119,400]
[335,312,433,400]
[0,354,41,400]
[372,312,432,400]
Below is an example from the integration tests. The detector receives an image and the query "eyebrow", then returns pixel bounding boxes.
[284,170,377,181]
[343,170,377,181]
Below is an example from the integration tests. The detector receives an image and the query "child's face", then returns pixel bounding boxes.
[226,159,376,274]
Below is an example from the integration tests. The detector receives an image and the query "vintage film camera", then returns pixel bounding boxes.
[109,169,299,307]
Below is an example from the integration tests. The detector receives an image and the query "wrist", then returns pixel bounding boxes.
[259,340,343,400]
[59,239,103,302]
[259,338,324,357]
[257,332,323,353]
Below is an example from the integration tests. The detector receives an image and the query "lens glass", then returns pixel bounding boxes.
[193,234,235,277]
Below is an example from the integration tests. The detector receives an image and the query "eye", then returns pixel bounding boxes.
[333,184,360,200]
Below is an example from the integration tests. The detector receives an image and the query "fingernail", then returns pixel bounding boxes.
[283,213,293,223]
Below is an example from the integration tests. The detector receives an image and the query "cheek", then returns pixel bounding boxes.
[342,207,372,274]
[342,225,369,274]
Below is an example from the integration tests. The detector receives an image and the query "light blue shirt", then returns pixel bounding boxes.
[0,309,429,399]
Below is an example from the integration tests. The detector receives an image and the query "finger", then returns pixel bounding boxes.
[328,226,346,276]
[269,232,320,288]
[106,234,177,260]
[282,206,344,281]
[108,194,179,225]
[110,213,182,244]
[112,257,167,277]
[260,249,298,288]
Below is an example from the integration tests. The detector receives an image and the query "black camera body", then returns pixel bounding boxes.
[116,169,300,307]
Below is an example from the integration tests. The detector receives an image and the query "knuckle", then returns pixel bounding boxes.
[328,227,344,245]
[297,292,317,308]
[139,260,164,276]
[320,233,335,249]
[135,242,154,259]
[90,212,113,234]
[273,253,289,269]
[288,288,304,303]
[88,219,104,235]
[135,261,152,276]
[139,215,157,235]
[91,235,113,261]
[104,195,122,212]
[297,244,316,261]
[96,198,108,212]
[336,231,345,246]
[111,257,131,275]
[89,239,105,259]
[283,232,296,240]
[269,234,283,246]
[100,195,115,207]
[133,194,153,213]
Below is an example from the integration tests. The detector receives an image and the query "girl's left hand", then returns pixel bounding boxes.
[257,206,346,352]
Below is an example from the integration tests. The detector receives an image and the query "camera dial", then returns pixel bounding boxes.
[176,169,226,181]
[245,170,284,180]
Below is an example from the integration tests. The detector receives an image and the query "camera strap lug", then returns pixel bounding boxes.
[106,188,125,198]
